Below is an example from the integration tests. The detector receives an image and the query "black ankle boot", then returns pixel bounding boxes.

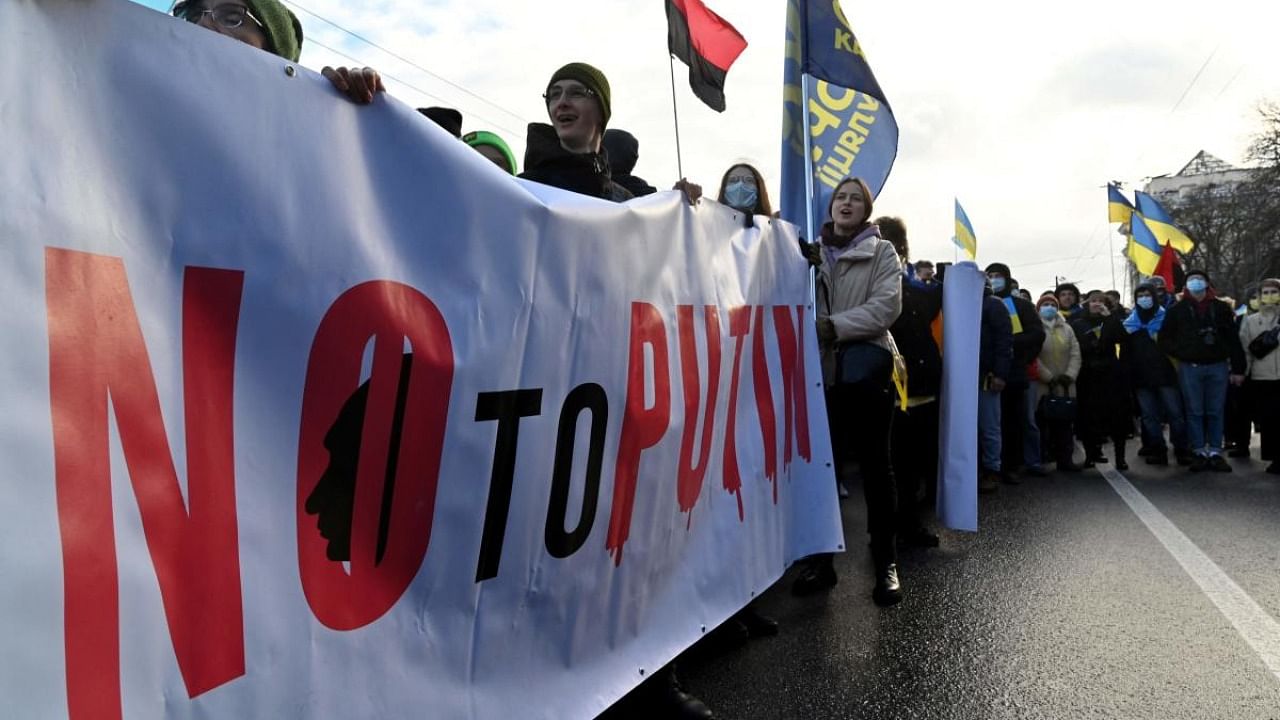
[647,665,714,720]
[734,605,779,637]
[1113,441,1128,471]
[872,564,902,607]
[791,555,837,596]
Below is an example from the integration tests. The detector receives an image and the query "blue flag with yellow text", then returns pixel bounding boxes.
[779,0,898,237]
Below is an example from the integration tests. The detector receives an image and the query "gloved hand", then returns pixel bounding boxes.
[801,241,822,268]
[817,317,837,342]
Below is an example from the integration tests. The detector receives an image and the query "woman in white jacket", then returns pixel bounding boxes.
[1034,294,1082,471]
[793,177,904,606]
[1240,278,1280,474]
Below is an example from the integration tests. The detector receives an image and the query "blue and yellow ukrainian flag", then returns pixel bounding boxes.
[1134,191,1195,253]
[1108,184,1134,224]
[954,199,977,260]
[1128,213,1163,275]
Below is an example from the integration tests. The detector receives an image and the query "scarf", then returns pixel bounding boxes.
[1123,306,1165,338]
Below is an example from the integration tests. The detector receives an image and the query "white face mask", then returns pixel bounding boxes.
[1039,305,1059,321]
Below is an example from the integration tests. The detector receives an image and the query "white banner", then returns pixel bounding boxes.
[0,1,842,718]
[936,262,984,531]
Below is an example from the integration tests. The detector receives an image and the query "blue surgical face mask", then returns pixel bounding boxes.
[990,277,1007,294]
[1186,278,1208,295]
[1136,296,1155,310]
[1039,305,1059,321]
[724,180,759,212]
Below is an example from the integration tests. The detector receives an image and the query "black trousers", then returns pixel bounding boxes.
[1000,383,1028,471]
[891,400,939,531]
[1253,379,1279,461]
[825,366,897,569]
[1225,381,1254,448]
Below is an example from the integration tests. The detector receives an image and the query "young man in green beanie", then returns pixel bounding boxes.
[514,61,714,720]
[521,62,701,203]
[171,1,385,105]
[172,0,302,61]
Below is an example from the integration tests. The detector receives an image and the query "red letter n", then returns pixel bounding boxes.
[45,249,245,720]
[772,305,812,471]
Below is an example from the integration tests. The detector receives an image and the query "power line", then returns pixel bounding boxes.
[306,37,525,139]
[1167,44,1219,117]
[284,0,529,126]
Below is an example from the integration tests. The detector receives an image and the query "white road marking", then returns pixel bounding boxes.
[1100,466,1280,682]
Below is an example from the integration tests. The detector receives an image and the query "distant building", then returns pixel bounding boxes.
[1144,150,1254,203]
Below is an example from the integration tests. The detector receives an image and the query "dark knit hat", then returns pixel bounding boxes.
[1055,282,1081,296]
[1133,282,1156,299]
[984,262,1011,278]
[463,130,517,175]
[245,0,303,62]
[1185,268,1210,283]
[547,63,611,128]
[419,107,463,138]
[174,0,303,61]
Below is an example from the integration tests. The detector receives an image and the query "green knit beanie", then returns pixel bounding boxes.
[546,62,611,128]
[463,131,518,175]
[246,0,304,62]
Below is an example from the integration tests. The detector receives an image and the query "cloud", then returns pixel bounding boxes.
[1039,44,1194,111]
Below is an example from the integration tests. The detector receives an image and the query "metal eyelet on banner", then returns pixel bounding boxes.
[284,65,296,77]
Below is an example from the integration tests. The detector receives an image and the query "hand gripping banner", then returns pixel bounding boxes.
[0,1,842,718]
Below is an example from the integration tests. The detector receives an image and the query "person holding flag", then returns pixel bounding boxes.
[796,177,904,606]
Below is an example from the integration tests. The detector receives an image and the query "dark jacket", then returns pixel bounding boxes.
[1122,306,1178,388]
[890,273,943,397]
[980,293,1014,383]
[602,129,658,197]
[994,290,1045,386]
[1071,312,1126,372]
[519,123,633,202]
[1157,295,1247,372]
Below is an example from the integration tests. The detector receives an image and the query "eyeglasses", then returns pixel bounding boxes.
[543,86,596,105]
[173,2,264,31]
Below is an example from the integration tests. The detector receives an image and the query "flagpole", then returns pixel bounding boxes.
[667,54,685,180]
[1109,230,1117,291]
[800,75,816,245]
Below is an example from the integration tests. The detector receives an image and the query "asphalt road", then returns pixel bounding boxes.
[677,438,1280,720]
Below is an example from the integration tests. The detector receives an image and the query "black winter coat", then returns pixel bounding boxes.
[994,291,1045,386]
[890,276,943,397]
[1071,312,1127,372]
[1157,296,1247,372]
[980,293,1013,382]
[1123,308,1178,388]
[519,123,633,202]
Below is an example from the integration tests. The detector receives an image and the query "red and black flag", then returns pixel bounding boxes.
[665,0,747,112]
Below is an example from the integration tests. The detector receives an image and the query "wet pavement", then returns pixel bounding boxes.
[678,440,1280,720]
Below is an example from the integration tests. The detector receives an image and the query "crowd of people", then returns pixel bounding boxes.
[165,4,1280,718]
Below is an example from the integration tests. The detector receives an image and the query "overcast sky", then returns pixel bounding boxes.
[134,0,1280,296]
